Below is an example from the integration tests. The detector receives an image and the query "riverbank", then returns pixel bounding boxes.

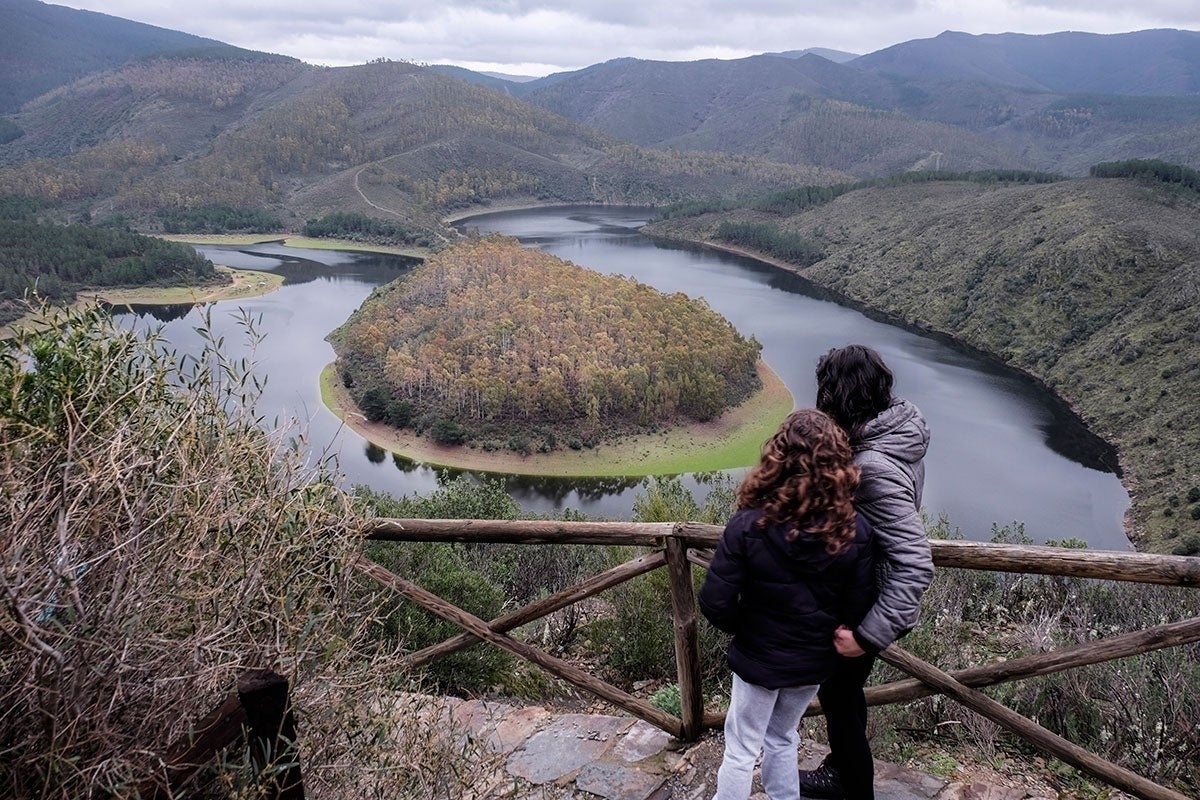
[159,233,430,259]
[320,360,794,477]
[0,266,284,339]
[443,199,590,224]
[85,265,284,306]
[642,221,1150,549]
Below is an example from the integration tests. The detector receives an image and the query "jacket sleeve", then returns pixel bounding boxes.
[854,458,934,650]
[698,516,748,635]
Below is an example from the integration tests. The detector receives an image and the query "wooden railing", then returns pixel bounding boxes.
[137,670,304,800]
[361,519,1200,800]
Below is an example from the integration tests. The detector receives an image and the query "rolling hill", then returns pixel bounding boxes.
[0,55,848,237]
[517,42,1200,177]
[645,173,1200,552]
[853,29,1200,97]
[0,0,282,114]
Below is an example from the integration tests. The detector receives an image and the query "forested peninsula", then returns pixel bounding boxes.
[0,197,225,326]
[329,237,768,458]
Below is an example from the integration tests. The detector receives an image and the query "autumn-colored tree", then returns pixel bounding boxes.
[330,237,761,448]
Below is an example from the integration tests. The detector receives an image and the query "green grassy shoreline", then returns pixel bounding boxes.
[159,233,431,259]
[319,361,794,477]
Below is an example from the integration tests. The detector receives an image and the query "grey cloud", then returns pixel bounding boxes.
[62,0,1200,72]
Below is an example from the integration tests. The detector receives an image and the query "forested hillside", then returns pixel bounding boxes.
[645,171,1200,552]
[0,197,223,325]
[330,237,762,452]
[520,51,1200,177]
[0,0,253,113]
[0,56,846,240]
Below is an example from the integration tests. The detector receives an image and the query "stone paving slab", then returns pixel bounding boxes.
[575,761,669,800]
[402,696,1039,799]
[506,713,634,784]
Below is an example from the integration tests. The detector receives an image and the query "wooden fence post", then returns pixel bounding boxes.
[666,530,704,741]
[237,670,305,800]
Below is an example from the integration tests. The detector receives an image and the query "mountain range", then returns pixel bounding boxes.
[1,1,1200,229]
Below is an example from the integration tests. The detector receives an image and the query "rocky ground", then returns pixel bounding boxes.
[418,693,1097,799]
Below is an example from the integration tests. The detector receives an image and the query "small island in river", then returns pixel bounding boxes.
[325,236,794,476]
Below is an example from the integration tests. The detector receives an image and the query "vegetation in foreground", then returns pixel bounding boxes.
[3,307,1194,797]
[330,237,763,454]
[363,476,1199,796]
[621,495,1196,799]
[0,307,496,799]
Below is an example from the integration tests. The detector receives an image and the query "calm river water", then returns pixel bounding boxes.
[119,206,1131,548]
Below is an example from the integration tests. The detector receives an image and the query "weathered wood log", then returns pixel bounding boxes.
[686,548,715,569]
[238,670,304,800]
[356,557,683,738]
[136,694,247,799]
[666,536,704,741]
[405,551,667,668]
[930,540,1200,586]
[880,645,1190,800]
[367,518,670,547]
[835,615,1200,712]
[675,522,723,549]
[679,526,1200,587]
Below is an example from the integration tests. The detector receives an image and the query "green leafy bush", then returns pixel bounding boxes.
[594,476,735,683]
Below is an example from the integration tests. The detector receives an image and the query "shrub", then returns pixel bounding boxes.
[596,476,736,683]
[385,398,414,427]
[430,417,467,445]
[876,542,1200,790]
[0,305,487,798]
[359,386,390,422]
[358,480,608,690]
[650,684,682,717]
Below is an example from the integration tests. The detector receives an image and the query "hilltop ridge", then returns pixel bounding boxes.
[646,173,1200,552]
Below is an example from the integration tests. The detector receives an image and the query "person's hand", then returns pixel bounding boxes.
[834,625,866,657]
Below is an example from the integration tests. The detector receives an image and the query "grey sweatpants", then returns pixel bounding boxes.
[714,673,819,800]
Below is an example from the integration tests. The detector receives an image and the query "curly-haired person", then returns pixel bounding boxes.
[798,344,934,800]
[699,408,877,800]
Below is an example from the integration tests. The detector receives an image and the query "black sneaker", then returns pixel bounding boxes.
[797,758,844,799]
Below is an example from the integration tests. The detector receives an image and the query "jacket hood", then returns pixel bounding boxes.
[753,511,851,574]
[855,398,930,465]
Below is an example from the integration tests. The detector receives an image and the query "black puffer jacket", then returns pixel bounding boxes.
[699,507,876,689]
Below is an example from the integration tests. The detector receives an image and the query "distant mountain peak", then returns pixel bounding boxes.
[765,47,859,63]
[854,28,1200,97]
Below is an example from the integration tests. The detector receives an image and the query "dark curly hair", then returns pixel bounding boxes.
[736,408,860,554]
[815,344,894,436]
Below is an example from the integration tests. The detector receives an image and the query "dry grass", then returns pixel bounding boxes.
[0,304,498,798]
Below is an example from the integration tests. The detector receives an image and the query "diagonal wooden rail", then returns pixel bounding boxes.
[362,518,1200,800]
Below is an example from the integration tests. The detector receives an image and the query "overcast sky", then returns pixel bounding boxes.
[58,0,1200,77]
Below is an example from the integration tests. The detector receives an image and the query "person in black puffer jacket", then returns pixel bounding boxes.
[700,408,876,800]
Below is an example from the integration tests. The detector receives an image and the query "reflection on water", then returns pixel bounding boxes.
[194,244,422,286]
[102,302,194,324]
[118,213,1131,548]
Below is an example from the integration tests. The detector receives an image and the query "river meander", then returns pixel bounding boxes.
[117,206,1131,548]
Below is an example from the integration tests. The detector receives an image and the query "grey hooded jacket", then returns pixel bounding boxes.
[852,398,933,650]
